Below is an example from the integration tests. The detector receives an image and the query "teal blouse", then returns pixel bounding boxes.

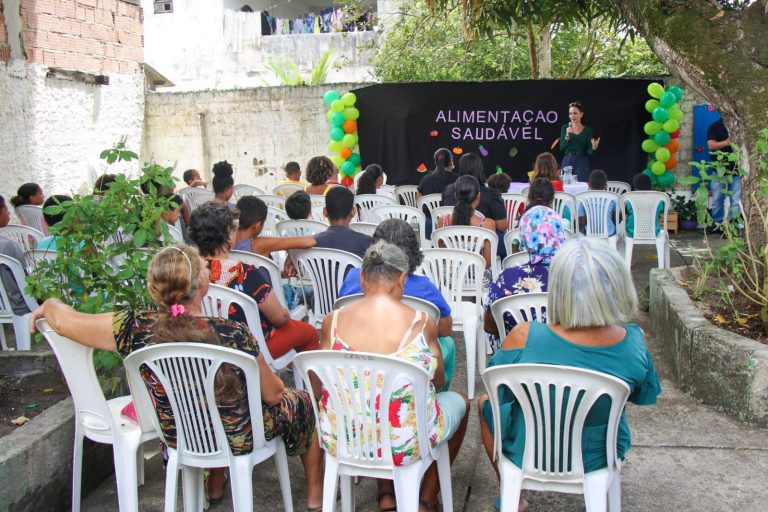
[481,322,661,473]
[559,124,594,156]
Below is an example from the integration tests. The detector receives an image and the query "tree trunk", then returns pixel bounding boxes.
[614,0,768,252]
[526,20,539,79]
[538,24,552,78]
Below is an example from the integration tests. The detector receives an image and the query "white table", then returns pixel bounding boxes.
[507,181,588,195]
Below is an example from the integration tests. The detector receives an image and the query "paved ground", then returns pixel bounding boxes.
[81,231,768,511]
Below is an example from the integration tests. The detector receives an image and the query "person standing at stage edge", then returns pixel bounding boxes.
[706,114,742,228]
[558,101,600,183]
[417,148,457,237]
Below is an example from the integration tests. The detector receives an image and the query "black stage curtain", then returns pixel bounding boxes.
[352,79,657,186]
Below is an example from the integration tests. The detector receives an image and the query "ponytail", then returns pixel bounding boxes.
[432,148,453,190]
[452,175,480,226]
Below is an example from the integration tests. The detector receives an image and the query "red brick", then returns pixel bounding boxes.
[54,1,77,18]
[0,45,11,63]
[90,23,116,41]
[95,8,114,26]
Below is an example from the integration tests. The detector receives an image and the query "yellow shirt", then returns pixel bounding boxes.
[281,179,307,186]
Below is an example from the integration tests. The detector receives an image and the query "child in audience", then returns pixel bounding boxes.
[304,156,336,196]
[93,174,117,195]
[486,173,511,195]
[530,152,563,191]
[211,161,235,206]
[285,191,312,220]
[281,162,306,186]
[626,173,664,238]
[314,187,371,258]
[36,195,73,251]
[234,196,315,256]
[0,195,31,316]
[577,169,616,236]
[11,183,44,209]
[355,164,384,195]
[182,169,207,188]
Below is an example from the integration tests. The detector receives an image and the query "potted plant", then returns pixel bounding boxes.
[671,194,698,230]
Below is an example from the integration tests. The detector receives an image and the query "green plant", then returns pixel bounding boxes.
[265,47,338,86]
[670,194,697,220]
[681,146,745,227]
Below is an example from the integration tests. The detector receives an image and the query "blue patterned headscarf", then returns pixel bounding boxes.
[519,206,566,265]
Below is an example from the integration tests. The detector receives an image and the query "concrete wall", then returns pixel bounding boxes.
[142,82,369,189]
[140,0,379,91]
[0,0,145,208]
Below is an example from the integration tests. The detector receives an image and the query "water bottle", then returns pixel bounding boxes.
[562,166,574,185]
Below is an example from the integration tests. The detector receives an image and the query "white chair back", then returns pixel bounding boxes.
[394,185,419,208]
[349,222,378,237]
[163,223,183,243]
[607,181,631,195]
[290,248,363,327]
[503,229,520,257]
[482,364,629,510]
[416,193,442,219]
[37,319,158,511]
[25,248,57,271]
[293,350,452,512]
[354,194,396,223]
[333,293,441,323]
[621,191,670,269]
[575,191,620,246]
[259,194,285,211]
[262,206,289,237]
[276,219,328,237]
[309,194,326,207]
[502,251,530,269]
[273,183,304,199]
[233,183,266,199]
[372,205,430,248]
[15,205,48,234]
[0,224,44,270]
[124,342,293,512]
[502,193,527,230]
[180,188,214,212]
[552,192,577,229]
[489,292,548,338]
[0,254,37,350]
[309,204,327,223]
[431,225,500,279]
[228,250,306,319]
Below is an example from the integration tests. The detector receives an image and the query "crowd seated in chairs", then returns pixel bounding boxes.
[313,186,372,259]
[304,155,337,196]
[443,153,507,236]
[234,195,316,257]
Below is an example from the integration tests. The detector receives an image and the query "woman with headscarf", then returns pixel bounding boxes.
[483,205,566,340]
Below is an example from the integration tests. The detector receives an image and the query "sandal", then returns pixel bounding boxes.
[378,491,398,512]
[204,471,228,507]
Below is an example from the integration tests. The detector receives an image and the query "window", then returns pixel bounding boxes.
[154,1,173,14]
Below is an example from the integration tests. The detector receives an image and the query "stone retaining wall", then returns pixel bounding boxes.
[649,267,768,427]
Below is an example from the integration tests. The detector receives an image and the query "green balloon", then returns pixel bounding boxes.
[651,161,666,175]
[349,152,361,165]
[662,119,680,133]
[647,82,665,99]
[341,92,357,106]
[331,112,345,127]
[644,121,662,136]
[342,134,356,148]
[344,107,360,120]
[659,92,676,108]
[645,99,661,113]
[331,100,344,112]
[326,110,333,120]
[655,147,671,162]
[652,107,669,123]
[331,155,345,167]
[654,130,671,146]
[323,90,341,106]
[341,161,356,176]
[330,127,344,141]
[641,139,660,153]
[328,140,344,152]
[668,106,684,121]
[667,86,683,102]
[657,171,675,187]
[642,168,654,179]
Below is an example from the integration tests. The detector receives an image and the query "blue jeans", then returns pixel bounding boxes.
[709,175,742,223]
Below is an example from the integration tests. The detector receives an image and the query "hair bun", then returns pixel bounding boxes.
[212,161,233,178]
[367,248,384,265]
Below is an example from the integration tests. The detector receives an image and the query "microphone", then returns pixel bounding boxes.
[566,122,572,141]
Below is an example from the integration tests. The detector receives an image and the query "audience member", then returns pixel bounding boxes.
[355,163,384,195]
[233,195,315,256]
[443,153,507,232]
[11,183,44,209]
[313,187,371,258]
[188,202,320,359]
[530,152,563,191]
[317,241,469,512]
[486,172,511,195]
[626,173,664,238]
[36,195,73,251]
[338,218,456,390]
[478,237,661,512]
[31,244,323,510]
[281,161,306,186]
[93,174,117,195]
[417,148,456,235]
[182,169,207,188]
[211,161,235,205]
[525,177,555,211]
[285,191,312,220]
[0,195,31,316]
[577,169,616,236]
[304,156,336,196]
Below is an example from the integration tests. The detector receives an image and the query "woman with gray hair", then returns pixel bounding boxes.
[318,241,470,512]
[477,237,661,512]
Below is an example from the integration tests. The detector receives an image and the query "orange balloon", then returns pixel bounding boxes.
[665,139,680,153]
[664,156,678,170]
[342,120,357,134]
[340,147,352,159]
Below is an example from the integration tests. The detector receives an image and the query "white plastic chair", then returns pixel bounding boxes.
[272,183,304,199]
[575,191,621,249]
[520,186,530,196]
[15,204,48,234]
[276,219,328,238]
[553,192,577,230]
[0,254,37,350]
[349,222,378,237]
[163,223,184,243]
[333,293,441,323]
[394,185,419,208]
[310,204,328,224]
[229,250,307,322]
[503,229,520,257]
[482,364,630,512]
[290,248,363,328]
[502,193,527,231]
[201,283,302,388]
[501,251,530,270]
[416,193,442,219]
[0,224,44,271]
[260,194,285,211]
[607,181,631,195]
[233,183,266,199]
[420,248,485,399]
[25,248,57,271]
[431,225,500,280]
[354,194,396,223]
[36,319,158,512]
[372,205,431,249]
[261,206,289,237]
[621,192,670,269]
[489,292,548,338]
[178,187,214,213]
[293,350,454,512]
[309,194,326,207]
[124,342,294,512]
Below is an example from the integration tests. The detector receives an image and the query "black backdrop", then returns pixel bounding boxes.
[352,79,657,186]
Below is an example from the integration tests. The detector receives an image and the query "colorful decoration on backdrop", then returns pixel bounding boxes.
[324,89,361,186]
[641,82,684,189]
